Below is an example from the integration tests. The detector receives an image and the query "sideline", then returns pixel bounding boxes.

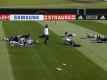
[0,21,15,80]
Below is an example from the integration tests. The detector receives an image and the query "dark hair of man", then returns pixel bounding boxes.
[65,32,68,35]
[45,25,48,28]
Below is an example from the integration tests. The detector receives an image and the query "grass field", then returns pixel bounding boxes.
[0,0,69,6]
[38,20,107,71]
[0,21,107,80]
[0,0,107,8]
[0,22,14,80]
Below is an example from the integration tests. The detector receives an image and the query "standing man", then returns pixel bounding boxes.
[43,25,49,44]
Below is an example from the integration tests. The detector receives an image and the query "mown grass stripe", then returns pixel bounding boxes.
[0,2,107,8]
[95,20,107,25]
[38,21,107,72]
[3,21,107,80]
[71,20,107,35]
[0,21,14,80]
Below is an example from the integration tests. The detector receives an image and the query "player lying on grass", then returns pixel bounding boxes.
[86,32,107,43]
[9,34,36,47]
[64,32,81,47]
[96,36,107,43]
[86,32,95,38]
[86,32,105,39]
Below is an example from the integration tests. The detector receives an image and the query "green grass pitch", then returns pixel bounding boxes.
[0,21,107,80]
[0,0,107,8]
